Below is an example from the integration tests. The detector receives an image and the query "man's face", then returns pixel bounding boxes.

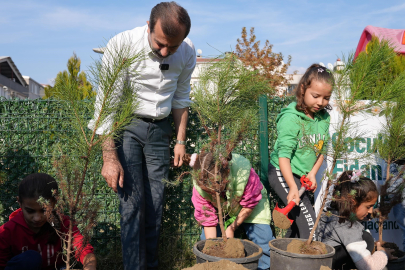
[147,19,185,58]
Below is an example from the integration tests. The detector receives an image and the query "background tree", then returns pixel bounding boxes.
[44,53,95,100]
[356,37,405,101]
[235,27,294,95]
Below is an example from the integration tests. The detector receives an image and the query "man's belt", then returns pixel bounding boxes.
[139,117,168,123]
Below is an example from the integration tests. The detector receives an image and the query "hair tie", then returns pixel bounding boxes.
[189,153,197,168]
[349,170,362,183]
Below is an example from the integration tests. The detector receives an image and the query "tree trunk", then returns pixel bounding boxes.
[215,125,227,242]
[379,220,383,243]
[386,160,391,183]
[66,218,73,270]
[306,118,347,246]
[216,191,227,242]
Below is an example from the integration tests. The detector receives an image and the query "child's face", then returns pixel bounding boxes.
[18,197,48,233]
[303,80,332,117]
[355,193,378,220]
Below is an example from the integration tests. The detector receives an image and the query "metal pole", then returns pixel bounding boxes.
[259,95,269,185]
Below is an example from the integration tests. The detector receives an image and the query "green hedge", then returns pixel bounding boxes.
[0,96,293,269]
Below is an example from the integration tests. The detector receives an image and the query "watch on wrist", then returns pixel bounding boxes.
[175,140,186,145]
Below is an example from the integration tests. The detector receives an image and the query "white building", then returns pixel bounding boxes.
[0,57,44,99]
[23,76,45,99]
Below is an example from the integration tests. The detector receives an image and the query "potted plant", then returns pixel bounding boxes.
[185,53,274,269]
[269,39,405,270]
[39,40,144,269]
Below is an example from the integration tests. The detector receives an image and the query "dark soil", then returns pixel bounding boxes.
[382,242,405,258]
[182,260,247,270]
[272,209,292,230]
[286,239,327,255]
[202,238,245,258]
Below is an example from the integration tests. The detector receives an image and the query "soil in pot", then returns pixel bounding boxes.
[272,209,291,230]
[182,260,248,270]
[202,238,245,258]
[286,239,328,255]
[382,242,405,258]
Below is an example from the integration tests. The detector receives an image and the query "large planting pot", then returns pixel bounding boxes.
[193,238,263,270]
[269,238,335,270]
[385,255,405,270]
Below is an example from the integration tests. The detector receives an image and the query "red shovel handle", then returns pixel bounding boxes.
[300,175,315,191]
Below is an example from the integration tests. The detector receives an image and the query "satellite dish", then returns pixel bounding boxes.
[327,63,333,70]
[197,49,202,56]
[319,62,325,67]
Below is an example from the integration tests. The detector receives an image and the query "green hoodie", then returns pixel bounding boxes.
[270,102,330,176]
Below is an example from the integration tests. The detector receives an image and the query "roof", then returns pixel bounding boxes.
[0,57,27,87]
[354,26,405,59]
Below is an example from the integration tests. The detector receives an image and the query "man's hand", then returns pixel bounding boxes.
[101,158,124,193]
[225,224,235,239]
[102,138,123,193]
[173,144,186,167]
[306,173,317,192]
[287,186,300,206]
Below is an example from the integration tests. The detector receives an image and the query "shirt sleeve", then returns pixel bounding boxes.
[0,225,11,267]
[87,32,130,135]
[172,40,196,109]
[63,217,94,264]
[191,187,218,227]
[353,249,388,270]
[276,114,301,159]
[239,168,263,209]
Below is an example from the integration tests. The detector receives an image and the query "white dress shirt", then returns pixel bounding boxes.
[89,25,196,135]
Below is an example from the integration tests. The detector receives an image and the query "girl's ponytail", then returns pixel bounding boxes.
[330,171,378,223]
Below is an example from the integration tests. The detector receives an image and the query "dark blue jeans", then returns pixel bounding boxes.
[5,250,42,270]
[200,223,274,270]
[117,117,172,270]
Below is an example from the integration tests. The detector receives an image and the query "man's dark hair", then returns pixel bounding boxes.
[149,1,191,38]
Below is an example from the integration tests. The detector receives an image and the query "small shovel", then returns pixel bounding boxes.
[273,175,315,229]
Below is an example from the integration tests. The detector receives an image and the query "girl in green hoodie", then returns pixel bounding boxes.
[268,64,334,239]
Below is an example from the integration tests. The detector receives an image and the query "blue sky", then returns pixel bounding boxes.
[1,0,404,85]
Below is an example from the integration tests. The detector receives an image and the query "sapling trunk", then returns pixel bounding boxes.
[379,222,383,243]
[215,126,227,242]
[66,220,73,270]
[305,118,346,246]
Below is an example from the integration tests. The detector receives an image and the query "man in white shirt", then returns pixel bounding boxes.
[91,2,196,269]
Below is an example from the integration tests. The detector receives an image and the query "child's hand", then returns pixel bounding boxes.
[306,173,317,192]
[376,242,398,260]
[225,224,235,239]
[287,186,300,206]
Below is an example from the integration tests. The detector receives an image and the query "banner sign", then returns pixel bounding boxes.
[314,100,403,247]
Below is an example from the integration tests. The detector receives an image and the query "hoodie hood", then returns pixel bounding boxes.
[276,102,329,123]
[8,208,34,234]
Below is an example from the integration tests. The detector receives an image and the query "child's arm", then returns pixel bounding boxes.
[347,241,392,270]
[279,157,300,205]
[225,208,253,238]
[83,253,97,270]
[225,168,263,238]
[0,226,11,269]
[191,187,218,239]
[306,154,324,191]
